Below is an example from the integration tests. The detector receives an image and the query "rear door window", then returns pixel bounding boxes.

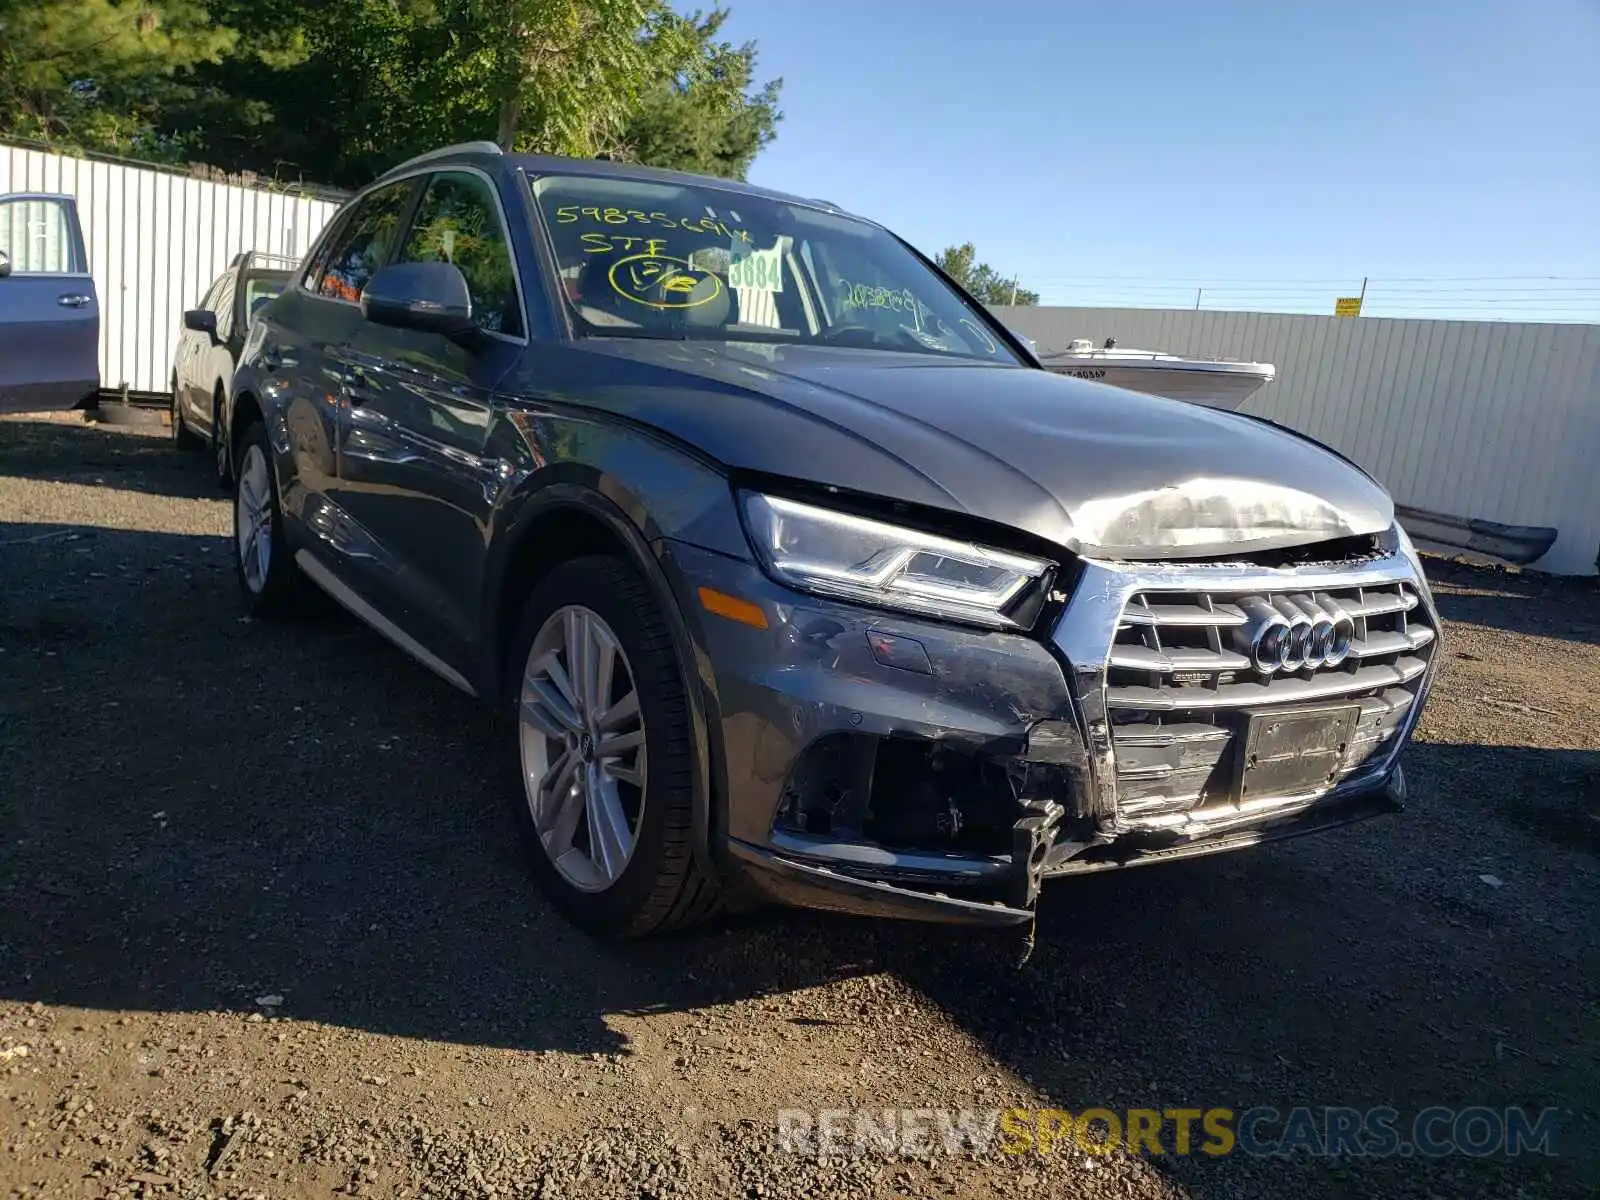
[300,218,346,293]
[315,181,416,303]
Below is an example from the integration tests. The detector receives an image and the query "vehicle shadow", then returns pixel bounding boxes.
[0,519,880,1060]
[2,521,1595,1198]
[1425,556,1600,647]
[1,413,219,502]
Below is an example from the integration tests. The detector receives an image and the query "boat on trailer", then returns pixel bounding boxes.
[1039,338,1276,411]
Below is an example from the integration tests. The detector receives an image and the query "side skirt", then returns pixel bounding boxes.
[294,550,478,698]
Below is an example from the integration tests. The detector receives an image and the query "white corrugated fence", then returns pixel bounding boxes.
[2,141,343,396]
[993,306,1600,575]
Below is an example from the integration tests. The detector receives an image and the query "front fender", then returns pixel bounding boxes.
[480,416,751,882]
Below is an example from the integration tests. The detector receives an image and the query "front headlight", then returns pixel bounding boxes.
[740,492,1053,629]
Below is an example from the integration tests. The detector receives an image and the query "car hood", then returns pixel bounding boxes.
[572,339,1394,559]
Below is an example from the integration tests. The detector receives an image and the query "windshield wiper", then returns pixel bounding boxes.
[579,327,692,341]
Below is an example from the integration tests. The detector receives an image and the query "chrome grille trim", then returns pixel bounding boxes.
[1051,541,1440,833]
[1108,644,1254,673]
[1345,626,1435,657]
[1341,590,1419,618]
[1121,599,1250,627]
[1105,655,1428,710]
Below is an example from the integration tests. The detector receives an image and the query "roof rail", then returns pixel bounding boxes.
[380,141,504,178]
[229,250,302,271]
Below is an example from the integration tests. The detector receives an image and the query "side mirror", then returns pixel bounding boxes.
[0,250,11,278]
[361,262,474,339]
[184,309,218,339]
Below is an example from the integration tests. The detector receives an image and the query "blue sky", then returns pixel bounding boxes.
[712,0,1600,321]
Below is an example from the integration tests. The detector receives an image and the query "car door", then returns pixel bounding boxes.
[192,272,235,432]
[272,179,421,583]
[0,195,99,414]
[198,273,237,437]
[330,169,526,667]
[175,273,224,422]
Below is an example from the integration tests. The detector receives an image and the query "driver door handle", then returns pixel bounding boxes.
[57,294,93,308]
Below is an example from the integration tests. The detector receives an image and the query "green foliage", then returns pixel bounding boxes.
[179,0,468,186]
[0,0,236,159]
[935,242,1039,307]
[468,0,661,155]
[0,0,783,190]
[621,9,781,180]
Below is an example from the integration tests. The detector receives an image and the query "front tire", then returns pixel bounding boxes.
[508,556,720,937]
[233,420,304,617]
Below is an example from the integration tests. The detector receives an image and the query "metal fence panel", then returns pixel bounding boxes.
[2,141,343,396]
[994,305,1600,575]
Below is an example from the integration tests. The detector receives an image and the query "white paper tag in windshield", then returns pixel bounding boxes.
[728,243,783,293]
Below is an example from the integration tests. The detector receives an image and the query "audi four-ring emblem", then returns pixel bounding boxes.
[1234,593,1355,674]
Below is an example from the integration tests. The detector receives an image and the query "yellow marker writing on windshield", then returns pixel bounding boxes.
[607,253,724,309]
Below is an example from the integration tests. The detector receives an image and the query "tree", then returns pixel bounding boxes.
[935,242,1039,306]
[460,0,671,155]
[178,0,463,187]
[1,0,784,190]
[621,9,780,180]
[0,0,236,159]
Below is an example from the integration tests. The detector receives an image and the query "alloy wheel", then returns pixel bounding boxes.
[214,408,229,481]
[519,605,648,893]
[235,444,273,594]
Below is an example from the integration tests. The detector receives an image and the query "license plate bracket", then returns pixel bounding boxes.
[1237,703,1362,801]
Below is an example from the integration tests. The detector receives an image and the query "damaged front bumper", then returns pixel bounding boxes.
[666,537,1435,928]
[727,769,1406,927]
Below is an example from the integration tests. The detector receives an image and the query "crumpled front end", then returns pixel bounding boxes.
[670,528,1438,928]
[1047,528,1438,874]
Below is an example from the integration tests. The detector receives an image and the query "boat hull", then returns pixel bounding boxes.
[1044,361,1273,411]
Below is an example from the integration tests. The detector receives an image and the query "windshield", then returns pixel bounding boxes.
[531,174,1019,364]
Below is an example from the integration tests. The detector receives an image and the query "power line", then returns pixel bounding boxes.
[1036,298,1600,309]
[1022,274,1600,283]
[1031,292,1600,320]
[1034,284,1600,295]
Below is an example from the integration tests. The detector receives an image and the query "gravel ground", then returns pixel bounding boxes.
[2,411,1596,1200]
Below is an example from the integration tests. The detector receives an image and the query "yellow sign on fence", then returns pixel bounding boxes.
[1334,296,1363,317]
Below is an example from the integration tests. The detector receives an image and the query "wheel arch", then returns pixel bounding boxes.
[485,480,729,882]
[230,389,263,458]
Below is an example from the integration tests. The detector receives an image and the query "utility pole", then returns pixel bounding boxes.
[1009,277,1018,306]
[1194,287,1203,310]
[1359,276,1368,309]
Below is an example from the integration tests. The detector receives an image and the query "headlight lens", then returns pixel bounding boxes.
[740,492,1053,628]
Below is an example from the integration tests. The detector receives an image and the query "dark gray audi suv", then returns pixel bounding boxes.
[229,141,1439,937]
